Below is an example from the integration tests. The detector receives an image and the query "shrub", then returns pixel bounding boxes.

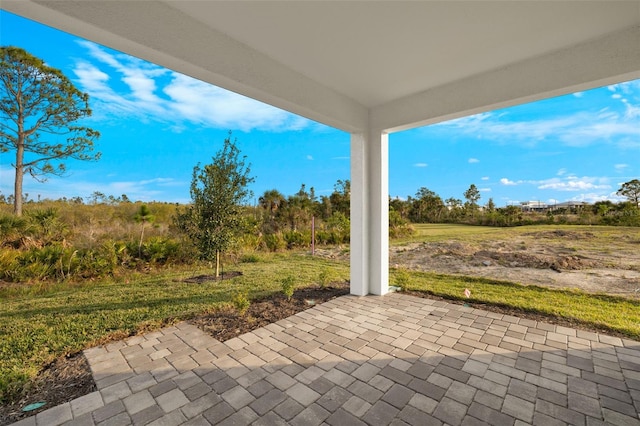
[315,229,349,245]
[0,214,27,246]
[281,275,295,300]
[6,242,123,282]
[318,268,331,288]
[143,237,181,264]
[231,291,250,316]
[240,233,262,252]
[282,230,308,249]
[324,212,350,243]
[264,233,285,252]
[0,250,19,281]
[15,244,65,281]
[26,208,69,244]
[393,270,411,289]
[240,253,261,263]
[123,237,186,265]
[389,210,414,239]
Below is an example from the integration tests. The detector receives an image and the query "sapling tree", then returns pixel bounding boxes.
[134,204,155,258]
[176,133,254,277]
[0,46,100,216]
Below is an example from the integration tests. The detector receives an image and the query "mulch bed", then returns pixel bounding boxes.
[179,271,244,284]
[190,283,350,342]
[2,283,634,424]
[1,353,96,425]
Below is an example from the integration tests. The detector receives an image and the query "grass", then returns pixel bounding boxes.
[393,269,640,340]
[0,252,349,404]
[392,224,640,340]
[3,224,640,404]
[398,223,640,244]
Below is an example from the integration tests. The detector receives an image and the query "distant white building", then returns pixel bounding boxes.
[520,201,548,212]
[517,200,590,212]
[550,201,590,210]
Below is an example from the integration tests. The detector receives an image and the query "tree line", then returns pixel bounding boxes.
[2,46,639,284]
[390,180,640,227]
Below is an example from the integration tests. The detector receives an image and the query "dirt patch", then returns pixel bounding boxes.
[472,250,595,271]
[385,231,640,299]
[179,271,243,283]
[526,230,596,239]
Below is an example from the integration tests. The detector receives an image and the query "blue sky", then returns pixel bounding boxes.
[1,11,639,206]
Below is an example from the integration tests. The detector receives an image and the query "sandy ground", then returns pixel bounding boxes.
[390,229,640,299]
[318,228,640,299]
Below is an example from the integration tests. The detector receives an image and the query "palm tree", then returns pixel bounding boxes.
[259,189,285,214]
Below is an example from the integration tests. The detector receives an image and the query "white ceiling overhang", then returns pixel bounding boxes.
[3,1,640,133]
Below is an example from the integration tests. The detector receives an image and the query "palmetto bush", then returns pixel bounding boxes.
[4,244,115,281]
[0,236,192,282]
[128,237,189,265]
[0,214,27,246]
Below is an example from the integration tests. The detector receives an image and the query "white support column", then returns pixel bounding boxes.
[350,129,389,296]
[350,133,368,296]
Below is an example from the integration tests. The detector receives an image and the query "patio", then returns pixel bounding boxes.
[15,293,640,426]
[2,3,640,425]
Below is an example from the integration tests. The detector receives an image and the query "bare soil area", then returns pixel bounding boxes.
[390,229,640,299]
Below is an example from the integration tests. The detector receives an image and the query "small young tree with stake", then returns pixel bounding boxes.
[176,133,254,277]
[134,204,155,258]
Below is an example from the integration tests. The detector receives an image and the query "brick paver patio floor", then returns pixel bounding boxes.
[12,293,640,426]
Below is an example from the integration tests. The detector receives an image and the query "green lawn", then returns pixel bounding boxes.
[3,228,640,405]
[0,253,349,403]
[392,270,640,341]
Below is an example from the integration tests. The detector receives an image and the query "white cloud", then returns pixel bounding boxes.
[500,178,518,186]
[569,192,626,204]
[434,84,640,149]
[163,74,308,132]
[623,99,640,119]
[73,41,311,132]
[536,176,610,192]
[481,176,489,181]
[413,163,428,167]
[332,156,350,160]
[614,164,629,171]
[138,177,180,186]
[468,158,479,163]
[609,80,640,95]
[306,155,314,161]
[557,168,567,176]
[480,187,491,192]
[573,92,584,98]
[0,172,188,203]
